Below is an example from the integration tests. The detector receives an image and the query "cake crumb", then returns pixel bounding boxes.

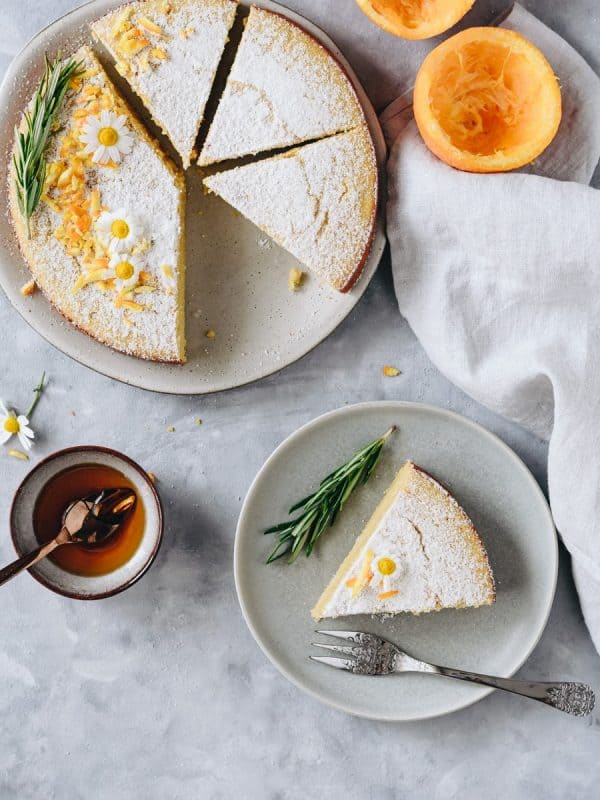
[383,365,401,377]
[288,267,305,292]
[166,425,175,432]
[205,329,217,339]
[20,279,36,296]
[147,471,157,482]
[257,235,272,250]
[195,418,203,426]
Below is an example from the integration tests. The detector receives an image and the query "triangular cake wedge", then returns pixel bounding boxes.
[311,461,495,621]
[92,0,238,168]
[9,46,186,362]
[198,5,365,166]
[203,125,378,292]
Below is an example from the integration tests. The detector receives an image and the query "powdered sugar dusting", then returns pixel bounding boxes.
[92,0,237,168]
[204,125,377,291]
[199,5,364,165]
[319,462,495,619]
[10,47,185,362]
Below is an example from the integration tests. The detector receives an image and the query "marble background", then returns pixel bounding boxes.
[1,1,599,798]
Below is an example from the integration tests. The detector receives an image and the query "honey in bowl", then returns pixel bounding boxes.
[33,464,145,577]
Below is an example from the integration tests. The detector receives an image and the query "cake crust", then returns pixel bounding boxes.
[312,461,496,621]
[203,124,378,292]
[9,2,379,362]
[199,5,365,166]
[9,47,186,363]
[92,0,238,168]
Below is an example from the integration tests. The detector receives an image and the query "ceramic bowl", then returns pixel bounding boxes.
[10,446,163,599]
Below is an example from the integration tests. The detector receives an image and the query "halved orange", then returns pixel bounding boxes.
[355,0,476,40]
[413,27,562,172]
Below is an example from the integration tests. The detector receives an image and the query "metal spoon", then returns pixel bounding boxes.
[0,487,136,587]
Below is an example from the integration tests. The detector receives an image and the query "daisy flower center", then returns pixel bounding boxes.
[111,219,130,240]
[98,126,119,147]
[377,557,396,575]
[115,260,135,281]
[3,417,19,434]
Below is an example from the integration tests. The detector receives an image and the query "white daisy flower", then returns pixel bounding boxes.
[95,209,143,252]
[372,550,400,595]
[108,252,141,290]
[80,110,134,165]
[0,399,34,451]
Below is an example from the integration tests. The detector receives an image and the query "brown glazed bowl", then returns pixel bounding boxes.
[10,446,163,599]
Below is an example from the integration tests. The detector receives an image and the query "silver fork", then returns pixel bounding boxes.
[311,631,595,716]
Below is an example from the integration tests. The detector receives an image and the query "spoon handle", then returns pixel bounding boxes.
[0,535,63,587]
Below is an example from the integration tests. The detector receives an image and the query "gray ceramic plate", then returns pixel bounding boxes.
[0,0,386,394]
[235,401,558,720]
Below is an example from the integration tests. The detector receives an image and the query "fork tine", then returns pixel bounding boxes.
[315,630,381,646]
[315,630,365,641]
[311,641,359,656]
[309,655,355,671]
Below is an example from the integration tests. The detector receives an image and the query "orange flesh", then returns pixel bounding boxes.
[371,0,436,30]
[414,29,562,171]
[429,43,540,156]
[356,0,475,39]
[377,590,399,600]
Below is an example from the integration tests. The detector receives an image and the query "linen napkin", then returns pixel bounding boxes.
[382,4,600,652]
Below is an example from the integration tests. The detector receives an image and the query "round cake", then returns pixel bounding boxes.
[9,0,379,363]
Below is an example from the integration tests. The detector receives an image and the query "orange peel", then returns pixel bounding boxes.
[355,0,475,40]
[414,27,562,172]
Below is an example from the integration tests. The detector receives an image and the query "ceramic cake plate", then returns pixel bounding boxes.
[235,401,558,721]
[0,0,386,394]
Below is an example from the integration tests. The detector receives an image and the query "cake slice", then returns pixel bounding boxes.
[9,46,186,362]
[311,461,495,620]
[198,5,364,166]
[91,0,238,168]
[203,125,378,292]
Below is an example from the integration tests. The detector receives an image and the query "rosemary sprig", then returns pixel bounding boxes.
[264,426,396,564]
[13,54,83,238]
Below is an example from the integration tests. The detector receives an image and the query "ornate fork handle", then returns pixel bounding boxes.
[312,632,595,716]
[430,664,595,716]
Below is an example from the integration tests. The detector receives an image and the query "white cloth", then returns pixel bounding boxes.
[383,5,600,651]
